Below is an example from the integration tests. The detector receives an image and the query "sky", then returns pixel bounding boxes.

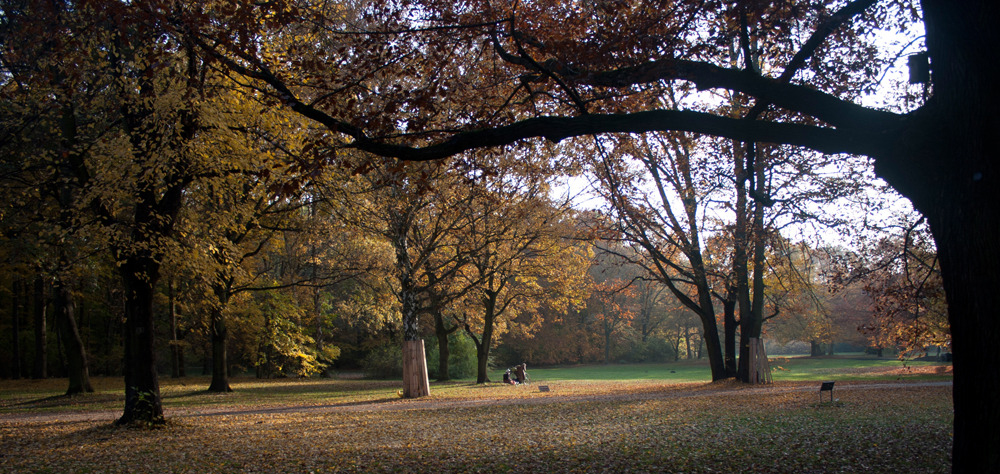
[548,13,928,252]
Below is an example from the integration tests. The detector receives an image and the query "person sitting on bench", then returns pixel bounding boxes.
[514,363,528,384]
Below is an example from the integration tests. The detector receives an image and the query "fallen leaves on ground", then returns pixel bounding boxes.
[0,379,951,473]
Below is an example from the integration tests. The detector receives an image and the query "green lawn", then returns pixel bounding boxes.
[526,360,710,383]
[0,355,951,416]
[523,355,952,384]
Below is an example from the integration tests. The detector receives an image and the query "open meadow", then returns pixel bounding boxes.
[0,357,953,473]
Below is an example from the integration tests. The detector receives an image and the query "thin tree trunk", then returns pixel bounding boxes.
[54,281,92,395]
[11,279,22,379]
[313,285,325,377]
[32,277,47,379]
[734,141,753,382]
[723,290,737,377]
[604,320,613,364]
[697,332,704,360]
[203,341,211,376]
[168,278,183,378]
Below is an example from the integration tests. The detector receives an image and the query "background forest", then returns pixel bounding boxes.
[0,59,947,388]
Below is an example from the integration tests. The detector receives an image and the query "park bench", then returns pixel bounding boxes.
[819,381,835,403]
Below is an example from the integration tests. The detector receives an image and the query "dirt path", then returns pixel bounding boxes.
[0,380,951,425]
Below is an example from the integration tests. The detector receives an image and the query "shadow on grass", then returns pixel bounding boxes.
[157,377,403,401]
[12,392,121,409]
[176,397,402,418]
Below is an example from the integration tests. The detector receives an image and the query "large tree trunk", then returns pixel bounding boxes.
[392,215,431,398]
[208,281,232,391]
[114,184,185,424]
[737,145,769,383]
[433,311,457,381]
[810,341,822,357]
[32,277,47,379]
[692,284,726,379]
[208,305,231,392]
[872,2,1000,471]
[931,211,998,472]
[53,281,92,395]
[399,288,430,397]
[116,256,163,425]
[472,294,498,384]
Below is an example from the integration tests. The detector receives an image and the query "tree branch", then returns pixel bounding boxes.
[574,58,896,130]
[193,25,897,164]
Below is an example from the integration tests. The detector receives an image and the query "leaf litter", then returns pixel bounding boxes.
[0,380,951,473]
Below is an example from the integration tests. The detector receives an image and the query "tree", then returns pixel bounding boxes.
[331,157,483,396]
[633,278,671,348]
[833,219,949,356]
[589,276,638,365]
[762,239,836,354]
[455,168,589,383]
[591,132,729,380]
[0,1,115,395]
[0,0,264,424]
[170,94,352,391]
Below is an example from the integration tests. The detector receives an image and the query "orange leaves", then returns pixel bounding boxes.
[0,379,952,473]
[590,277,639,324]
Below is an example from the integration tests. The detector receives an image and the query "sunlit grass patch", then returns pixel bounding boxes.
[0,356,951,417]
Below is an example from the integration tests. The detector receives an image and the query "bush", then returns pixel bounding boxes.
[640,337,677,362]
[614,335,677,363]
[360,343,402,379]
[489,344,523,370]
[426,333,479,380]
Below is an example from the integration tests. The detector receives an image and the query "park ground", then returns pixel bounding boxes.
[0,356,953,473]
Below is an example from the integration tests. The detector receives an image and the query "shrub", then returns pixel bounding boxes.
[360,343,402,379]
[426,333,478,379]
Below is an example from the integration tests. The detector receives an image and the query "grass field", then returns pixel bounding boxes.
[526,355,953,383]
[0,357,953,473]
